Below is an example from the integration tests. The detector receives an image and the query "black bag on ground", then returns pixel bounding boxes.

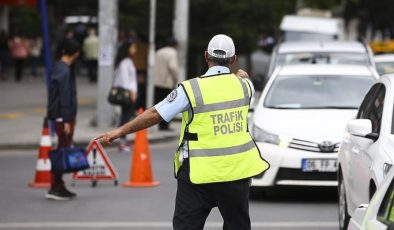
[50,147,89,174]
[107,87,132,106]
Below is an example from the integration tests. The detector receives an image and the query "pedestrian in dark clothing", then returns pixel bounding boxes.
[55,29,74,60]
[0,30,10,81]
[46,39,80,201]
[95,34,269,229]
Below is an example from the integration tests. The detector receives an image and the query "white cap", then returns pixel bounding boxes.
[207,34,235,58]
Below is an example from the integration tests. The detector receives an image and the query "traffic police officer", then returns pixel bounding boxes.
[96,34,269,230]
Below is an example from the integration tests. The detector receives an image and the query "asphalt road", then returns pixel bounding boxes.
[0,140,339,230]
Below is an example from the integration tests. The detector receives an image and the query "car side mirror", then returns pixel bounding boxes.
[365,132,379,142]
[347,119,378,141]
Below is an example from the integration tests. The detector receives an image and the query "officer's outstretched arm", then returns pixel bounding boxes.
[94,107,163,146]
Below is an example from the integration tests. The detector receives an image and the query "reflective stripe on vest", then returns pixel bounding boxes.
[189,140,255,157]
[189,78,249,114]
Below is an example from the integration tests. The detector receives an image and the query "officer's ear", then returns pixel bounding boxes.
[229,55,237,66]
[204,51,209,63]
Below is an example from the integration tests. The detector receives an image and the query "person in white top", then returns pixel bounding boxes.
[113,40,138,152]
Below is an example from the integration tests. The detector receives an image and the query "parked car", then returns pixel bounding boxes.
[347,167,394,230]
[250,64,378,195]
[338,74,394,230]
[375,54,394,76]
[267,41,375,77]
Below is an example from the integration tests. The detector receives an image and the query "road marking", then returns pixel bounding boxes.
[79,98,95,106]
[32,108,46,113]
[0,97,93,120]
[0,221,338,228]
[0,112,25,120]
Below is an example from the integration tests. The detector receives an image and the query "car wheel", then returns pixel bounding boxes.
[339,174,350,230]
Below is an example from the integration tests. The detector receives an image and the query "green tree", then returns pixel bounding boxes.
[9,6,41,37]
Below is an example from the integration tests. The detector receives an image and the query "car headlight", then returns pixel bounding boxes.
[252,124,292,148]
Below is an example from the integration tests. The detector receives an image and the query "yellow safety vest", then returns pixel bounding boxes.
[175,73,269,184]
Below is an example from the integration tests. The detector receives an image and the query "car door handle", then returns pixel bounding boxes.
[351,146,359,154]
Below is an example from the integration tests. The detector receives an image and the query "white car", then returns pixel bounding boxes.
[267,41,375,77]
[347,167,394,230]
[375,54,394,76]
[250,64,377,194]
[280,15,343,42]
[338,74,394,230]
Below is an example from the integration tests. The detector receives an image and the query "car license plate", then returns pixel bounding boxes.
[301,159,337,172]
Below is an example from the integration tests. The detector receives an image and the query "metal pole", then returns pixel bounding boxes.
[146,0,156,108]
[173,0,189,82]
[96,0,118,127]
[0,6,9,33]
[38,0,52,92]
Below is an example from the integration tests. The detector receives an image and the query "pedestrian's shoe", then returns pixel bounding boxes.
[61,187,77,198]
[118,143,131,153]
[45,188,73,201]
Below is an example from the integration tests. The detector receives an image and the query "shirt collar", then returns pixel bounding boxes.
[203,66,230,77]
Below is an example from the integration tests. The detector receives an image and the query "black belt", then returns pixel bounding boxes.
[184,132,198,141]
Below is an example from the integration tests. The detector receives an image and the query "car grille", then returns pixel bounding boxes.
[276,168,337,181]
[289,138,340,153]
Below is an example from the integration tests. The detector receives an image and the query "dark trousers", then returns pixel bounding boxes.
[119,103,135,139]
[154,86,172,130]
[86,59,97,83]
[173,163,251,230]
[51,120,75,190]
[31,56,39,77]
[13,58,25,82]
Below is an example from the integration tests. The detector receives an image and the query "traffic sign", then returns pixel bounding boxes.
[72,140,118,187]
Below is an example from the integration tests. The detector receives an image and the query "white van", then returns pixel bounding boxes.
[280,15,344,41]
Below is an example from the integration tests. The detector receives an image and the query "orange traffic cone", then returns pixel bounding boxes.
[28,117,52,188]
[123,109,160,187]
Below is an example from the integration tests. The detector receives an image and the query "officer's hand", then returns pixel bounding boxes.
[236,69,249,79]
[94,129,122,146]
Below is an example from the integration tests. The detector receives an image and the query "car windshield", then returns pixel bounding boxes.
[264,75,374,109]
[284,31,335,41]
[376,61,394,75]
[277,52,370,66]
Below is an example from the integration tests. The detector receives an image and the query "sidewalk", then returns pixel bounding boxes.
[0,75,180,149]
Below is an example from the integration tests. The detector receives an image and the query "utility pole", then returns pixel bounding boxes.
[38,0,51,91]
[173,0,189,82]
[146,0,156,108]
[0,6,8,33]
[96,0,118,127]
